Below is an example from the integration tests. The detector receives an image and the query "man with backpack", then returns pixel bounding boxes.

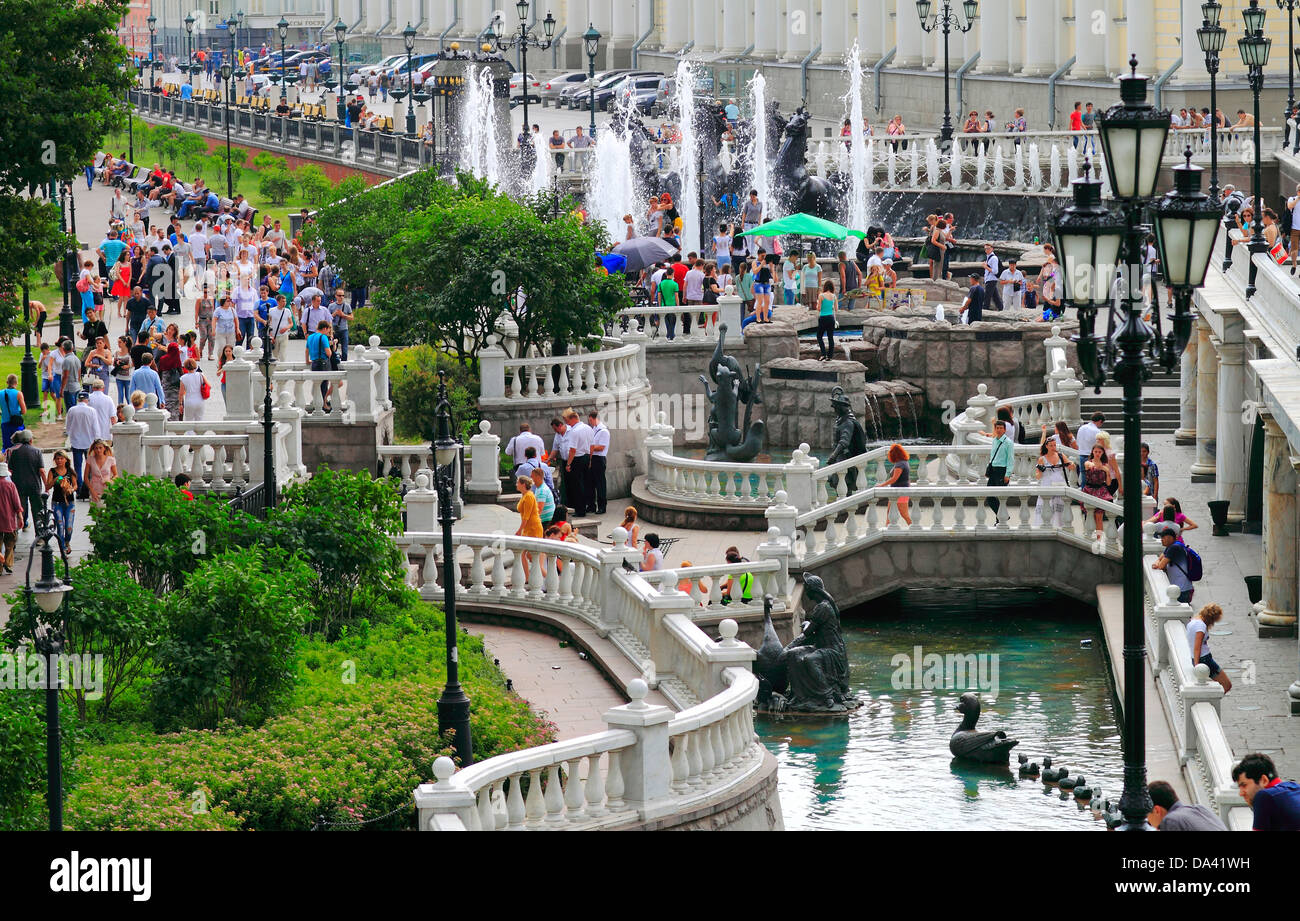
[1152,522,1201,604]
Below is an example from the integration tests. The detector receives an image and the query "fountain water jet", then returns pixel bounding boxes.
[589,92,641,241]
[843,41,871,232]
[673,59,702,253]
[1049,144,1062,192]
[748,70,773,217]
[461,65,502,187]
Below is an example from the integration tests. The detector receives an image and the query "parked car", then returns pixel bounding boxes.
[651,72,716,117]
[388,53,440,88]
[580,71,660,111]
[617,75,665,115]
[558,70,630,109]
[538,70,590,102]
[354,53,409,80]
[509,72,541,105]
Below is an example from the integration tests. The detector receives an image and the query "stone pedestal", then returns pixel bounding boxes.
[1258,417,1298,636]
[1190,321,1218,482]
[1175,336,1197,446]
[1215,340,1247,525]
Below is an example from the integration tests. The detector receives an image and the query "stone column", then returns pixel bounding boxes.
[1175,334,1198,445]
[975,0,1010,73]
[1175,0,1202,82]
[691,0,717,52]
[1258,417,1298,631]
[610,0,637,45]
[820,0,848,62]
[1190,320,1218,481]
[602,680,674,809]
[782,0,813,62]
[1020,0,1057,76]
[855,0,885,63]
[1215,338,1247,525]
[895,0,925,67]
[754,0,779,56]
[664,0,690,50]
[1126,0,1156,72]
[1071,0,1107,79]
[720,0,749,55]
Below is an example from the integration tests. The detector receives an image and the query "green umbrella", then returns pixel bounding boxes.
[734,212,852,240]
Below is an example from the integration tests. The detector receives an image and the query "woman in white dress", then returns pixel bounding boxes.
[179,358,207,423]
[1032,439,1074,528]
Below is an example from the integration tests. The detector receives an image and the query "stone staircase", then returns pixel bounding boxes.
[1079,369,1181,435]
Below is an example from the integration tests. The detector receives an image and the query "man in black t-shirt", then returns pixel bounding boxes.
[124,287,153,340]
[130,331,154,369]
[961,274,985,323]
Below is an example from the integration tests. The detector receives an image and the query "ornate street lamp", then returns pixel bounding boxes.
[1279,0,1299,148]
[258,338,277,510]
[334,19,348,122]
[57,183,75,345]
[433,371,472,767]
[584,23,601,138]
[1238,0,1272,298]
[488,2,555,140]
[23,496,71,830]
[398,22,417,136]
[917,0,978,149]
[21,284,38,406]
[236,8,245,53]
[1152,149,1222,368]
[1197,3,1226,203]
[1053,58,1217,833]
[184,14,195,88]
[220,61,234,198]
[278,16,289,101]
[147,13,157,90]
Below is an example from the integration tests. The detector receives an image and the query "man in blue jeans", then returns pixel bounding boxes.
[307,320,334,411]
[1151,524,1194,604]
[985,420,1013,519]
[330,288,352,361]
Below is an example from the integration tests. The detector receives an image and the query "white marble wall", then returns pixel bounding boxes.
[1191,320,1218,480]
[1259,416,1299,628]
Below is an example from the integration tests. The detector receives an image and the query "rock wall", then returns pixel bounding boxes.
[860,312,1079,423]
[301,411,395,476]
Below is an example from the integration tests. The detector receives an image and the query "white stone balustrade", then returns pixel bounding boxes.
[646,448,790,507]
[613,306,725,345]
[651,556,791,619]
[481,335,648,405]
[466,421,502,499]
[141,433,250,489]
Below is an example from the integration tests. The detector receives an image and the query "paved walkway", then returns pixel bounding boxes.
[1146,431,1299,781]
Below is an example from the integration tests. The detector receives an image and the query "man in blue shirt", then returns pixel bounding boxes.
[985,420,1013,518]
[307,320,334,411]
[255,285,278,341]
[1233,752,1300,831]
[129,352,166,411]
[724,99,740,125]
[96,230,127,278]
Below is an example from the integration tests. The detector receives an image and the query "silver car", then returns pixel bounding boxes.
[538,70,590,102]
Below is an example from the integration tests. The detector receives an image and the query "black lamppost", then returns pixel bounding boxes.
[916,0,979,149]
[1054,58,1216,833]
[147,13,157,90]
[584,23,601,139]
[126,78,134,160]
[220,61,234,198]
[23,496,72,831]
[433,371,472,767]
[57,183,74,345]
[237,8,245,55]
[398,22,417,135]
[185,14,195,88]
[334,19,347,122]
[278,16,289,100]
[1238,0,1272,299]
[1198,3,1226,203]
[1279,0,1298,147]
[21,284,38,406]
[489,2,556,138]
[259,337,277,509]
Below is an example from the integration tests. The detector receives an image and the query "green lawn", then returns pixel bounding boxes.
[101,128,334,226]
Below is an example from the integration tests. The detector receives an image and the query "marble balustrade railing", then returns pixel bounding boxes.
[612,305,723,343]
[479,336,649,406]
[950,382,1085,454]
[646,449,791,507]
[767,484,1126,567]
[645,558,791,620]
[223,338,391,424]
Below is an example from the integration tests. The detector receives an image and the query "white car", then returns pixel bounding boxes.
[354,54,408,81]
[510,72,541,104]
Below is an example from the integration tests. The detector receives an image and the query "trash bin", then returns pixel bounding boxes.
[1245,575,1263,606]
[1208,500,1231,536]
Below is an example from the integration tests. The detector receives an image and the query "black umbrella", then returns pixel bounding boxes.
[612,236,678,273]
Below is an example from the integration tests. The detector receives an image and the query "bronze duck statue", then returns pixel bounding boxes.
[754,596,788,705]
[949,692,1019,763]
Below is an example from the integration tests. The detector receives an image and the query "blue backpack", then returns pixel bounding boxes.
[1175,543,1204,583]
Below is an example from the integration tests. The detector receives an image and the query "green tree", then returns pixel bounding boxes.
[0,0,132,333]
[251,151,288,172]
[294,163,331,205]
[388,345,480,442]
[0,689,79,830]
[258,167,296,205]
[150,547,313,731]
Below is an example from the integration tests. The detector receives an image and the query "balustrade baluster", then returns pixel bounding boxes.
[930,496,944,530]
[605,750,626,807]
[1017,496,1031,529]
[584,753,607,816]
[825,515,840,550]
[558,555,575,603]
[954,498,967,530]
[510,549,527,599]
[698,726,717,780]
[527,550,544,599]
[685,728,704,785]
[563,759,585,817]
[670,735,689,791]
[545,553,560,597]
[422,545,441,594]
[476,785,496,830]
[865,497,879,533]
[506,774,527,827]
[469,547,486,595]
[544,764,566,825]
[491,547,508,597]
[525,768,546,825]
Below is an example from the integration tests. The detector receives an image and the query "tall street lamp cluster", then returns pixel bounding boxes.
[184,13,195,88]
[1052,56,1220,832]
[334,19,348,122]
[584,23,602,138]
[147,13,157,89]
[433,371,472,767]
[278,16,290,102]
[486,1,556,137]
[1240,0,1273,300]
[916,0,979,149]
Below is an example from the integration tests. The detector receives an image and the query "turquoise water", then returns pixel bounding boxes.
[759,589,1124,831]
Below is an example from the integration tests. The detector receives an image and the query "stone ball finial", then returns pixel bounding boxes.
[277,390,294,408]
[774,489,789,505]
[656,411,668,426]
[433,756,456,782]
[479,420,492,435]
[123,402,136,422]
[486,334,499,349]
[719,619,739,644]
[249,337,263,353]
[977,383,988,395]
[369,335,381,349]
[145,392,158,409]
[233,346,245,361]
[724,284,735,296]
[1192,662,1211,685]
[1051,325,1062,338]
[799,442,811,456]
[611,526,628,544]
[1165,584,1182,604]
[415,473,430,491]
[627,678,649,709]
[767,526,781,540]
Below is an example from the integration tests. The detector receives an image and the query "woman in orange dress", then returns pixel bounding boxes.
[516,475,544,578]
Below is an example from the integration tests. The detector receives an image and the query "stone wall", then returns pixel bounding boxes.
[860,312,1079,424]
[300,410,395,476]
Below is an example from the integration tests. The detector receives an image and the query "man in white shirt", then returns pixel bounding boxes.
[548,416,570,509]
[1287,183,1300,275]
[982,243,1004,311]
[189,222,209,278]
[998,260,1027,311]
[587,410,611,515]
[64,392,103,486]
[299,295,332,358]
[505,423,547,474]
[683,260,706,306]
[86,379,116,438]
[264,295,295,361]
[562,409,593,518]
[1076,412,1105,472]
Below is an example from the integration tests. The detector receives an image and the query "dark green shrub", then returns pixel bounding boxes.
[0,689,79,830]
[388,345,480,442]
[258,167,296,205]
[150,547,313,731]
[295,163,332,206]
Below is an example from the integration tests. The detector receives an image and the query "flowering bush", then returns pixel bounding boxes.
[63,608,556,830]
